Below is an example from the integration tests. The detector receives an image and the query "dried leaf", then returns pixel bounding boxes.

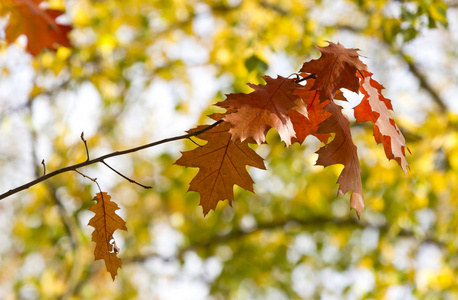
[3,0,71,55]
[300,42,367,101]
[315,102,364,218]
[216,75,302,146]
[175,114,266,215]
[355,71,409,174]
[88,192,127,280]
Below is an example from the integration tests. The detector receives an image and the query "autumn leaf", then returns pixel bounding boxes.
[355,70,409,174]
[88,192,127,280]
[315,102,364,218]
[216,75,304,146]
[175,114,266,215]
[2,0,72,55]
[300,42,367,102]
[290,78,332,144]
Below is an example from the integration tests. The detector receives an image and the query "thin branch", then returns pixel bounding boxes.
[102,161,152,189]
[81,132,90,161]
[187,137,203,147]
[41,159,46,176]
[0,120,223,201]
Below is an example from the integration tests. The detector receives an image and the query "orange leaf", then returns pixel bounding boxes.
[355,71,409,174]
[315,102,364,218]
[300,42,367,102]
[88,192,127,280]
[216,75,302,146]
[175,114,266,215]
[290,78,332,144]
[3,0,71,55]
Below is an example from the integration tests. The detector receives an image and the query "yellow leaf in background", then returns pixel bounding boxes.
[88,192,127,281]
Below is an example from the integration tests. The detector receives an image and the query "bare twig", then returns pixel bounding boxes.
[41,159,46,176]
[0,120,223,201]
[81,132,90,161]
[187,137,203,147]
[102,161,152,189]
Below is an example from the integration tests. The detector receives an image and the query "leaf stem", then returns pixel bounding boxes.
[295,73,317,83]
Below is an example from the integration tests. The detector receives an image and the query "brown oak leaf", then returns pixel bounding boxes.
[216,75,303,146]
[300,42,367,102]
[3,0,72,55]
[175,114,266,215]
[88,192,127,280]
[315,102,364,218]
[355,70,409,174]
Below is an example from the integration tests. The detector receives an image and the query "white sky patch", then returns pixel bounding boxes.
[152,222,183,258]
[64,82,101,139]
[385,285,417,300]
[239,214,257,232]
[360,227,380,252]
[415,243,442,271]
[393,238,416,270]
[292,264,318,298]
[167,37,209,65]
[0,45,34,110]
[192,5,215,38]
[155,276,210,300]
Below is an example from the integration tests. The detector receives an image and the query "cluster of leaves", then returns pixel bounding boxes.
[1,1,410,281]
[177,42,408,220]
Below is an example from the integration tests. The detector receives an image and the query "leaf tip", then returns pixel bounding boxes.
[350,192,364,219]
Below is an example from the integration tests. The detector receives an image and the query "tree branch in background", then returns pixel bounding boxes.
[397,49,448,113]
[0,120,223,201]
[124,215,444,264]
[336,23,449,113]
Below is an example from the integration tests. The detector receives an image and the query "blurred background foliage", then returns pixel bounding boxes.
[0,0,457,299]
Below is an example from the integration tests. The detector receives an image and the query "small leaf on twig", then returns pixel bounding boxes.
[88,192,127,280]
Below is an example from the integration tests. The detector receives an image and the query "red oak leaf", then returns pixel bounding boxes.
[175,114,266,215]
[300,42,367,102]
[290,78,332,144]
[355,71,409,174]
[3,0,72,55]
[315,102,364,218]
[216,75,303,146]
